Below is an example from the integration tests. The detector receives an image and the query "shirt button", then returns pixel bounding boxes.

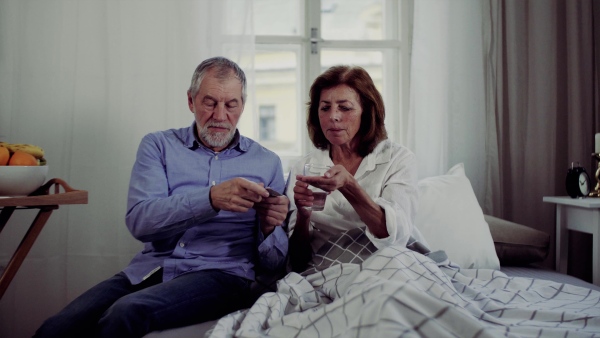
[212,181,216,186]
[215,155,219,160]
[179,242,185,248]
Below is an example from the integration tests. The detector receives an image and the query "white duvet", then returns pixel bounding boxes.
[208,245,600,337]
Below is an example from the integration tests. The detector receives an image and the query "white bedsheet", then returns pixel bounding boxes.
[208,245,600,337]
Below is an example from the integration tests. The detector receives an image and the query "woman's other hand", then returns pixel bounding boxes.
[297,164,354,194]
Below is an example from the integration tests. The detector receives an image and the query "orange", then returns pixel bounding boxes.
[8,151,38,166]
[0,146,9,165]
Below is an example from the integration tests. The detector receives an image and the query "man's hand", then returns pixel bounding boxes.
[210,177,270,213]
[254,194,289,236]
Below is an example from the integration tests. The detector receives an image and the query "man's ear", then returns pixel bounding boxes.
[187,91,194,112]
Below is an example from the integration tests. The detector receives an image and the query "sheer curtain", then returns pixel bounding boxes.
[409,0,598,274]
[408,0,488,202]
[0,1,254,337]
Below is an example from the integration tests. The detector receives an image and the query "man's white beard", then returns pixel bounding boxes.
[199,121,235,149]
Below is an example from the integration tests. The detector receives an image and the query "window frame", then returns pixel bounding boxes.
[253,0,412,171]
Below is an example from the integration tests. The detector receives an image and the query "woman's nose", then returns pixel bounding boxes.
[330,108,341,121]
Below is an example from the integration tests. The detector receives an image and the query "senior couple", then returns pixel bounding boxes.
[34,56,425,337]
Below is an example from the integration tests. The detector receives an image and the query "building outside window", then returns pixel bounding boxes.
[259,105,276,141]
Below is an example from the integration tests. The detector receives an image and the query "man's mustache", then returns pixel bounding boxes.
[206,122,232,130]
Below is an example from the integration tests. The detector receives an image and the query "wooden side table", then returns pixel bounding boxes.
[0,178,88,299]
[542,196,600,286]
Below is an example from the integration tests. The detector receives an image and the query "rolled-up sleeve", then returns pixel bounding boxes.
[365,152,418,249]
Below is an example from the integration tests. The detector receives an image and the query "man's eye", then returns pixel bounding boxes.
[203,99,216,108]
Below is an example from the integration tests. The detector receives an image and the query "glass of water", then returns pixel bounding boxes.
[303,163,331,211]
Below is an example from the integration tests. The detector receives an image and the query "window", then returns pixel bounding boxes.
[242,0,411,173]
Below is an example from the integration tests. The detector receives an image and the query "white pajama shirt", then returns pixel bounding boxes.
[286,140,426,253]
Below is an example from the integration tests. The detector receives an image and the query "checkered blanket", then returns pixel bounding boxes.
[207,228,600,337]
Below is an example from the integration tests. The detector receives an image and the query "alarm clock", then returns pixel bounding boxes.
[566,163,591,198]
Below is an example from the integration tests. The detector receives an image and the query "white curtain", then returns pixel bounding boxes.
[408,0,489,206]
[0,1,254,337]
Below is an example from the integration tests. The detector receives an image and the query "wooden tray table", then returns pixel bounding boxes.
[0,178,88,299]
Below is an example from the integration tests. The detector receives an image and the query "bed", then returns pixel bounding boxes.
[146,164,600,337]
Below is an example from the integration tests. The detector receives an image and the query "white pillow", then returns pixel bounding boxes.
[415,163,500,269]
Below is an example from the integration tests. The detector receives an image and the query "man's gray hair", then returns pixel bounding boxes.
[188,56,247,103]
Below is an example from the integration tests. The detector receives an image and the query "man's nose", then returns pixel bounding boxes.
[213,103,227,121]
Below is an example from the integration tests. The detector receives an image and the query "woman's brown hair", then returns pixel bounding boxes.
[307,65,387,157]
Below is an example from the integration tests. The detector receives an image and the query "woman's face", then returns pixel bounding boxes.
[318,84,363,149]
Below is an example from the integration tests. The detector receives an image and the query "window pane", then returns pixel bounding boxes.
[254,0,302,36]
[321,50,383,91]
[321,0,387,40]
[249,48,302,157]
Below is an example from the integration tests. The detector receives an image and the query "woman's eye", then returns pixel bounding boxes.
[339,106,352,112]
[319,106,330,112]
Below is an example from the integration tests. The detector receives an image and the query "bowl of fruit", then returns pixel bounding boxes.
[0,142,48,196]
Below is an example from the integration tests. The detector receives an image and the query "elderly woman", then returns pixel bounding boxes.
[287,65,426,272]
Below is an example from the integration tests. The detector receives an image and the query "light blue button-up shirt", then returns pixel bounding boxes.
[122,123,288,284]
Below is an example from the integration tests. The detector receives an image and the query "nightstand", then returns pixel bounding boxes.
[543,196,600,286]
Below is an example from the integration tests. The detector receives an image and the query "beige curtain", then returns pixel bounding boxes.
[490,0,598,273]
[0,1,254,337]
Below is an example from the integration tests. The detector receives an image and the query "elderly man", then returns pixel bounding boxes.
[35,56,289,337]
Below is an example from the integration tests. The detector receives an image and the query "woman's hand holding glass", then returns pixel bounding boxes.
[294,164,354,213]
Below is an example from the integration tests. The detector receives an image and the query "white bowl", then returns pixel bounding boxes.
[0,165,49,196]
